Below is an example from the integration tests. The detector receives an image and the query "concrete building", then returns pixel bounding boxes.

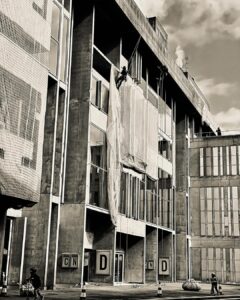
[190,135,240,283]
[0,0,222,288]
[0,0,52,281]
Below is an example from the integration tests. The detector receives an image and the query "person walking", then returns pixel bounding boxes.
[210,272,219,295]
[27,268,43,300]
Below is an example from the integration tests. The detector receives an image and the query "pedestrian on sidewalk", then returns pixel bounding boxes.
[210,272,219,295]
[27,268,43,300]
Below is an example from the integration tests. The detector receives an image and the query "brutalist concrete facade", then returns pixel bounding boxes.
[0,0,51,278]
[190,135,240,283]
[1,0,222,288]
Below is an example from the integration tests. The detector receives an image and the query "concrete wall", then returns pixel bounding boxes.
[158,232,173,281]
[125,236,144,283]
[56,204,85,284]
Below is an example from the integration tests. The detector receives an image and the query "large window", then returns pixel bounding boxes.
[158,169,173,228]
[199,145,240,177]
[49,1,70,81]
[91,70,109,114]
[158,137,172,161]
[119,170,145,221]
[200,186,239,238]
[146,178,157,224]
[89,125,107,209]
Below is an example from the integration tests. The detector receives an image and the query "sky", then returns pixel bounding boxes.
[135,0,240,133]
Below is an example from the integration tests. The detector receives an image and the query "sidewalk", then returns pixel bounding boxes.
[2,282,240,299]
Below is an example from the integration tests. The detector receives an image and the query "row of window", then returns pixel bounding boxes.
[200,187,240,237]
[200,146,240,177]
[90,69,173,139]
[89,124,173,227]
[201,247,240,282]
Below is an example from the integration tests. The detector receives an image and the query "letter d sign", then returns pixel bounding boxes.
[96,250,111,275]
[159,258,170,275]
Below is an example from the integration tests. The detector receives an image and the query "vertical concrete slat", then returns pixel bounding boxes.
[19,217,27,286]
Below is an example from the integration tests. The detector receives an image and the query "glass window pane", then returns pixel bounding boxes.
[51,3,61,41]
[213,147,218,176]
[49,38,58,76]
[64,0,71,11]
[90,125,106,169]
[60,17,69,82]
[101,84,109,114]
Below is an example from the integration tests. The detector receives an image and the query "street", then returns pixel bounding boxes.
[2,282,240,300]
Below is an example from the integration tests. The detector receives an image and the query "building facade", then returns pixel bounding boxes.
[190,135,240,283]
[0,0,223,288]
[0,0,52,277]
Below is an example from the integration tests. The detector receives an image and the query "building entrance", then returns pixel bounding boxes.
[114,252,124,283]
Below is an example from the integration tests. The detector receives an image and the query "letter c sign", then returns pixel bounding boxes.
[96,250,111,275]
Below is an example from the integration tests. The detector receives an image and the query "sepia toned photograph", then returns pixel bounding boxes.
[0,0,240,299]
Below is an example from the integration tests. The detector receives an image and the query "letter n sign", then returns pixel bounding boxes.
[159,258,170,275]
[96,250,111,275]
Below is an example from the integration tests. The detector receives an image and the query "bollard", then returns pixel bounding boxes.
[219,284,223,295]
[157,281,162,297]
[80,282,86,300]
[1,273,7,297]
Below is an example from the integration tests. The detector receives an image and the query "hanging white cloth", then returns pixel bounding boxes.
[120,78,147,171]
[120,78,158,179]
[106,66,122,225]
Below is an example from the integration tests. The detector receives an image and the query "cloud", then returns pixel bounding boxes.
[214,107,240,132]
[135,0,240,46]
[197,78,237,98]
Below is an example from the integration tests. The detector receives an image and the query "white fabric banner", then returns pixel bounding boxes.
[106,67,122,225]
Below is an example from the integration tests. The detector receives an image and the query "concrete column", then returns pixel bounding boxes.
[145,227,158,282]
[175,114,188,280]
[0,208,7,275]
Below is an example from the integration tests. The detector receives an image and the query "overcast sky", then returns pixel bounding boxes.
[135,0,240,133]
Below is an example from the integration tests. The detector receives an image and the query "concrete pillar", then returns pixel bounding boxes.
[145,227,158,282]
[175,114,188,280]
[0,207,7,274]
[56,204,85,284]
[64,3,94,204]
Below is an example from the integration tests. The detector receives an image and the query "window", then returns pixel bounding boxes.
[89,125,107,208]
[60,17,69,82]
[158,137,172,161]
[212,147,218,176]
[200,188,205,235]
[226,146,230,175]
[219,147,223,175]
[200,148,204,177]
[231,146,237,175]
[0,148,4,159]
[129,50,142,83]
[146,178,157,224]
[119,169,145,220]
[49,2,61,76]
[158,96,172,137]
[91,71,109,114]
[49,1,70,79]
[158,169,172,228]
[206,147,212,176]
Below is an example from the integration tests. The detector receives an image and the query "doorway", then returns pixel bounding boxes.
[114,252,124,283]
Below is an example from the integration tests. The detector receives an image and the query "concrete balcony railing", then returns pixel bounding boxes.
[115,0,218,132]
